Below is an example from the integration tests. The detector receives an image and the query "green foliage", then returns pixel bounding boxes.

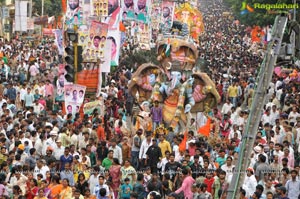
[33,0,62,17]
[119,48,159,68]
[224,0,293,26]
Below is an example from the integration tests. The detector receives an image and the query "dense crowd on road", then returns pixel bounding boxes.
[0,1,298,199]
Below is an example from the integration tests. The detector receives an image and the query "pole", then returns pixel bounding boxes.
[74,25,78,84]
[226,15,288,199]
[42,0,44,16]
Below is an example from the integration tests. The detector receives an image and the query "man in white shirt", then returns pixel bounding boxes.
[108,139,122,164]
[139,132,152,169]
[261,108,272,126]
[33,159,50,180]
[221,156,235,183]
[270,105,280,126]
[221,99,233,115]
[54,140,65,161]
[93,175,110,197]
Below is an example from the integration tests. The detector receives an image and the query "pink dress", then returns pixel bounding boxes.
[109,165,121,198]
[175,176,195,199]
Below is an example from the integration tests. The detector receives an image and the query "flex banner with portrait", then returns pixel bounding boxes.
[53,29,64,55]
[107,29,121,66]
[82,21,108,62]
[161,1,175,33]
[56,64,69,102]
[174,3,204,40]
[121,0,150,23]
[65,0,83,27]
[64,84,86,116]
[92,0,109,17]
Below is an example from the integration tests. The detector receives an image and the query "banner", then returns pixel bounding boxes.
[43,28,55,36]
[83,100,102,115]
[64,84,86,115]
[135,0,149,23]
[92,0,108,17]
[101,39,112,72]
[107,29,121,66]
[53,29,64,55]
[77,67,99,89]
[56,64,68,102]
[65,0,83,27]
[82,21,108,61]
[150,2,161,40]
[174,3,205,40]
[138,22,150,50]
[121,0,135,20]
[161,1,174,32]
[78,30,89,46]
[104,0,120,30]
[27,18,35,30]
[15,0,28,31]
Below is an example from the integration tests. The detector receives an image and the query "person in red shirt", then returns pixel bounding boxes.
[203,171,215,193]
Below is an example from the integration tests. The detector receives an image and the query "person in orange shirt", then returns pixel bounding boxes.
[97,120,105,142]
[48,175,63,199]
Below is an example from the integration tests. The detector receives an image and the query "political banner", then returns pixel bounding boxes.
[121,0,135,21]
[83,21,108,61]
[138,23,150,50]
[83,100,102,115]
[135,0,150,23]
[65,0,83,27]
[53,29,64,55]
[77,63,99,89]
[92,0,108,17]
[107,29,121,66]
[161,1,175,32]
[78,29,89,46]
[101,39,112,73]
[104,0,120,30]
[64,84,87,105]
[56,64,68,102]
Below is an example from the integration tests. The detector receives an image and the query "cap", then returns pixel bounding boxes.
[247,167,254,173]
[47,146,54,151]
[111,79,116,83]
[49,130,58,136]
[253,146,262,153]
[56,139,62,143]
[18,144,25,150]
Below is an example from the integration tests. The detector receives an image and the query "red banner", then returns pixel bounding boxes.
[42,28,55,36]
[77,69,99,89]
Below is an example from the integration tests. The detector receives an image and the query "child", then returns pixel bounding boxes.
[36,174,43,187]
[120,178,132,199]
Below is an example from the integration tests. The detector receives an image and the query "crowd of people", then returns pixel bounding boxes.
[0,0,298,199]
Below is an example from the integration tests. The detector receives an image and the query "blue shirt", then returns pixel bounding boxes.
[121,184,133,199]
[60,155,73,171]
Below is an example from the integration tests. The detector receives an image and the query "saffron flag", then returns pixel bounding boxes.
[179,131,188,152]
[198,118,211,137]
[62,0,67,13]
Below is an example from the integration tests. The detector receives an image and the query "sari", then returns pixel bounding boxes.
[59,186,72,199]
[48,184,63,199]
[109,165,121,198]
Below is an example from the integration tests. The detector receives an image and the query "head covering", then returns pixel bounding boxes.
[253,145,262,153]
[18,144,25,150]
[47,146,54,151]
[49,130,58,136]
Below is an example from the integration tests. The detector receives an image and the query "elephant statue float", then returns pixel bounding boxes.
[129,22,220,132]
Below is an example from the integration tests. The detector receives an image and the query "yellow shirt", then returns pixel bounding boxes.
[158,140,172,158]
[227,86,238,98]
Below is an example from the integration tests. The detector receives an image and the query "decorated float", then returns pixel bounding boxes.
[128,20,220,132]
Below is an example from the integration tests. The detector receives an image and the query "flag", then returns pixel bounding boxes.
[179,131,188,152]
[62,0,67,13]
[198,118,211,137]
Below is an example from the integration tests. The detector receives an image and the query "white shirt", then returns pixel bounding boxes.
[243,174,258,198]
[33,165,50,180]
[221,103,233,115]
[261,113,271,126]
[109,145,123,164]
[54,146,65,160]
[221,164,235,183]
[289,111,300,124]
[139,140,152,159]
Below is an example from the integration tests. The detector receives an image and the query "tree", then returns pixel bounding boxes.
[119,48,159,68]
[32,0,62,17]
[224,0,292,26]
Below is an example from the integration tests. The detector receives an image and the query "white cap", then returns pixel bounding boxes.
[49,130,58,136]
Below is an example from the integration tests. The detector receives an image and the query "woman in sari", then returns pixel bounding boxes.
[40,180,51,198]
[34,188,48,199]
[25,178,39,199]
[109,158,121,198]
[59,178,72,199]
[120,159,137,185]
[48,175,62,199]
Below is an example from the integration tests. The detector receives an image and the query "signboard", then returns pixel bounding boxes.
[4,24,10,33]
[34,16,48,25]
[2,7,9,18]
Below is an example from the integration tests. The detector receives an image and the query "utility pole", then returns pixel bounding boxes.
[74,25,78,84]
[226,15,288,199]
[42,0,44,16]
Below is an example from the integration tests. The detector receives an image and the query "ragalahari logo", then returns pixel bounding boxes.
[240,1,254,15]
